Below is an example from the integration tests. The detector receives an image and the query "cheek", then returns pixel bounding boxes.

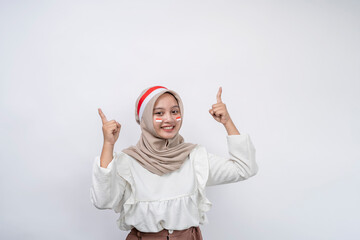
[153,118,162,132]
[154,117,163,123]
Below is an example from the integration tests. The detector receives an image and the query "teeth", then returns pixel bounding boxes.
[163,127,173,129]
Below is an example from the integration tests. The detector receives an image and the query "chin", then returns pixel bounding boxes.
[157,130,179,140]
[159,134,177,140]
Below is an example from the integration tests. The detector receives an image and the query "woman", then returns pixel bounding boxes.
[91,86,258,240]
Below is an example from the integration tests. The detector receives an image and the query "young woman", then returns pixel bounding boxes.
[91,86,258,240]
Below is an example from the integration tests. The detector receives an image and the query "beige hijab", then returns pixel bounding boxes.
[123,86,197,176]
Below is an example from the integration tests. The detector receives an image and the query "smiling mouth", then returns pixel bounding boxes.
[162,126,175,131]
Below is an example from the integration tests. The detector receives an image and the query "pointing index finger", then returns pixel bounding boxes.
[216,87,222,103]
[98,108,108,124]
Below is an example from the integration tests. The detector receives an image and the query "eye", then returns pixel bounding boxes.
[172,109,179,114]
[154,112,164,116]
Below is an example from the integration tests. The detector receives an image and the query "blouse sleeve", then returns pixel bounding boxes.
[206,134,258,187]
[90,152,127,210]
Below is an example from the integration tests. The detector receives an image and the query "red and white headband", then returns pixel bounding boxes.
[137,86,168,121]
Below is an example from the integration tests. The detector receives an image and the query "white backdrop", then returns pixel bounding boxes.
[1,1,359,239]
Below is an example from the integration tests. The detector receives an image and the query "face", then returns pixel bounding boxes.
[153,93,181,139]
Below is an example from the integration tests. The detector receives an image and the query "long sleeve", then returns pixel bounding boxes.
[206,134,258,187]
[90,152,127,210]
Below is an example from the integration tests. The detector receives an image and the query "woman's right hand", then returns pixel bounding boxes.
[98,108,121,145]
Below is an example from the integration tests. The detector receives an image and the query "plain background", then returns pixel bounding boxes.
[1,0,359,239]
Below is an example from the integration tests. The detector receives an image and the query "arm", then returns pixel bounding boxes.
[206,134,258,186]
[100,142,115,168]
[206,87,258,186]
[91,108,125,209]
[90,153,127,210]
[223,118,240,135]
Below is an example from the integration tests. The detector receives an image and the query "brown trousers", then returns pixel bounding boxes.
[125,226,203,240]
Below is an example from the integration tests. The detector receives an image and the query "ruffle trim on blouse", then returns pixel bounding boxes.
[114,147,212,231]
[113,152,136,231]
[190,145,213,224]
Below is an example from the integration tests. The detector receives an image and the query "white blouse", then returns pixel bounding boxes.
[90,134,258,233]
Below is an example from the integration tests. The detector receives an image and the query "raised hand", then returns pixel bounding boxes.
[98,108,121,145]
[209,87,231,125]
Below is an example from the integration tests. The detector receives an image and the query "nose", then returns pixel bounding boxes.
[162,112,175,122]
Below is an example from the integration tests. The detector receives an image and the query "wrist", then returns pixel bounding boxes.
[223,117,233,127]
[103,141,115,148]
[223,118,240,135]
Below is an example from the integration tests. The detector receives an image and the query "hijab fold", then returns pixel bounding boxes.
[123,87,197,176]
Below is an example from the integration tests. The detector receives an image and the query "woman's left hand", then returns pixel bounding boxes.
[209,87,231,125]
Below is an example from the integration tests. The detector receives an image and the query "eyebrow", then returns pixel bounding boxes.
[153,105,179,110]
